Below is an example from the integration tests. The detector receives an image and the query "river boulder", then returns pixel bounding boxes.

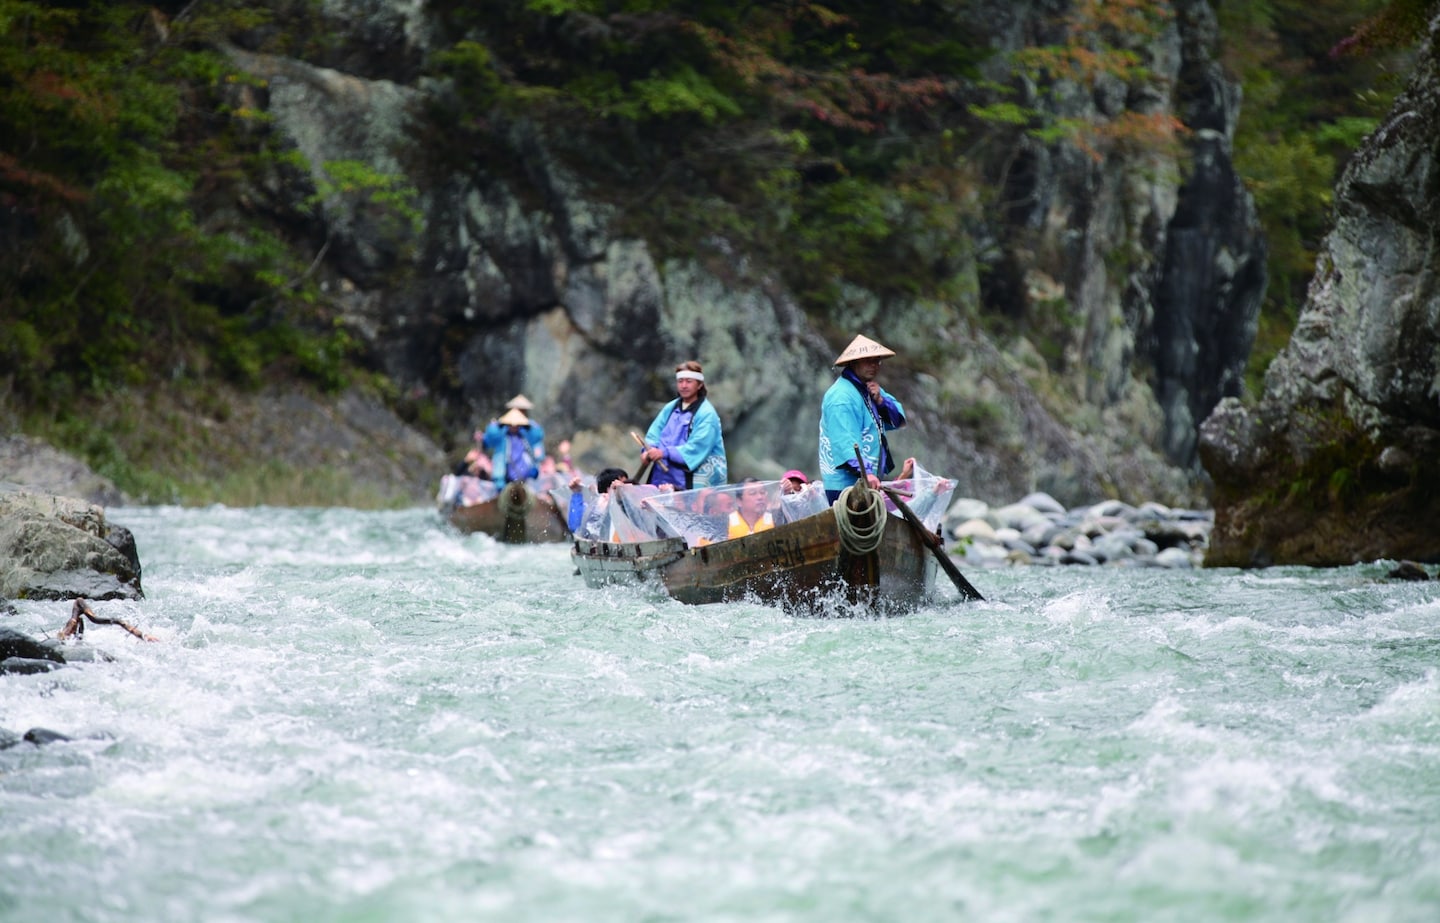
[0,485,143,602]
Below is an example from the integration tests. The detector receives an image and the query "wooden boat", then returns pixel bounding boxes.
[572,535,688,583]
[445,480,571,543]
[572,485,948,614]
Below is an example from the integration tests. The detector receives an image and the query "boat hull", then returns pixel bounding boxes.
[572,536,688,584]
[571,508,938,614]
[445,482,571,543]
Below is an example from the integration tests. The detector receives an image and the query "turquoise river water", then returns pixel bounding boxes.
[2,505,1438,922]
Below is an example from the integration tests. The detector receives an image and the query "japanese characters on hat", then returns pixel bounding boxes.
[498,408,530,427]
[783,470,809,483]
[833,334,896,366]
[505,394,534,411]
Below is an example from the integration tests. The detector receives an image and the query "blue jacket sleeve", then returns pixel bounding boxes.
[643,402,673,451]
[876,391,906,430]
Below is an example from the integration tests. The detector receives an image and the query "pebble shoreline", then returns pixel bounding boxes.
[941,492,1212,569]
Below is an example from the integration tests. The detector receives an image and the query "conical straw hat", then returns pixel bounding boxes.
[505,393,534,411]
[498,408,530,427]
[833,334,895,365]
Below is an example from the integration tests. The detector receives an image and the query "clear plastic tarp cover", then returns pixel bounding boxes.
[440,471,575,510]
[546,478,591,536]
[436,474,498,508]
[569,463,955,546]
[880,462,955,533]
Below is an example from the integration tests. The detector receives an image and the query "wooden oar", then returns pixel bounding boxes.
[881,485,984,601]
[851,443,875,496]
[630,430,669,478]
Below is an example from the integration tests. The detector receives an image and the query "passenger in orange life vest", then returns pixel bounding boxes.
[727,478,775,539]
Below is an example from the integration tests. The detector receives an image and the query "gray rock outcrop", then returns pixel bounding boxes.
[0,435,127,507]
[1199,22,1440,567]
[0,485,143,601]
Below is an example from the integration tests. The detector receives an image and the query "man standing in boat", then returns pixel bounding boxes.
[638,360,728,490]
[500,394,547,450]
[818,334,906,504]
[483,406,546,488]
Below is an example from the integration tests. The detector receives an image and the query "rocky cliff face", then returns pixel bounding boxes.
[225,0,1264,507]
[1200,24,1440,567]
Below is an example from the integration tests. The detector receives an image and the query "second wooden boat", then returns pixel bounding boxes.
[445,480,571,544]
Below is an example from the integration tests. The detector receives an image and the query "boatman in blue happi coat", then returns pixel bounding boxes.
[818,334,906,504]
[497,393,545,447]
[483,406,546,487]
[638,360,728,490]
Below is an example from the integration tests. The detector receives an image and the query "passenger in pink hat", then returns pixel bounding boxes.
[780,469,809,495]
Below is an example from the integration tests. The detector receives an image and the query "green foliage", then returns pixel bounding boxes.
[1234,132,1336,388]
[1258,401,1399,514]
[1000,0,1186,157]
[1328,466,1357,504]
[429,40,505,110]
[1333,0,1440,54]
[421,0,991,311]
[0,0,362,412]
[308,159,423,237]
[526,0,602,15]
[1314,116,1382,149]
[571,65,743,122]
[967,101,1032,127]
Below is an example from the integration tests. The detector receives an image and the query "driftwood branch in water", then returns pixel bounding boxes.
[58,599,158,642]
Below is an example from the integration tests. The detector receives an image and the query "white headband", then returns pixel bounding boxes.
[675,370,705,382]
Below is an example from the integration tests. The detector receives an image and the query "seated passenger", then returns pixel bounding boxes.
[458,476,497,506]
[704,490,735,517]
[554,439,577,474]
[436,470,499,508]
[450,431,493,488]
[776,472,827,524]
[780,469,810,495]
[879,457,920,509]
[727,478,776,538]
[691,488,737,545]
[533,455,568,492]
[569,467,629,540]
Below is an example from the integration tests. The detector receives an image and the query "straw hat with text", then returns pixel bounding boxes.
[833,334,896,366]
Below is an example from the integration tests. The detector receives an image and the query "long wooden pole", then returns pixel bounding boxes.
[631,430,669,482]
[882,486,984,601]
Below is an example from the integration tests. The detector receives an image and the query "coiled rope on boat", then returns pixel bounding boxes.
[833,484,886,555]
[499,481,535,519]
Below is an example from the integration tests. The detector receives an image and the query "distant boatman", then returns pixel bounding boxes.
[818,334,906,504]
[502,393,544,445]
[483,401,546,487]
